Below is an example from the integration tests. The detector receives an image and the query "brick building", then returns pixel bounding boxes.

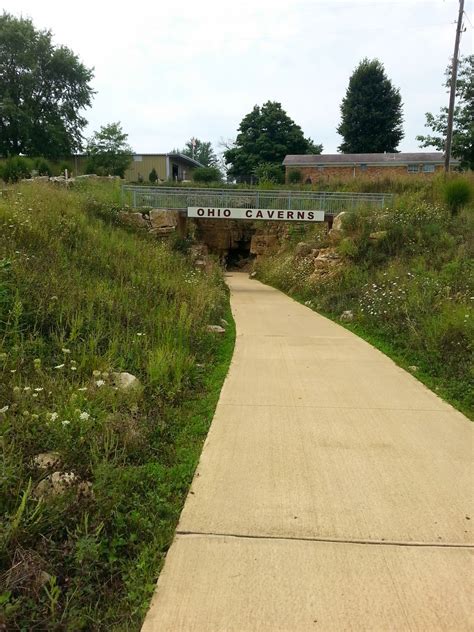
[283,152,458,183]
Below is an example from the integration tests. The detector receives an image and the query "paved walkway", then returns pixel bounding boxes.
[142,273,473,631]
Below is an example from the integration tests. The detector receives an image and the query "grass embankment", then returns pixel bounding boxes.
[0,181,234,629]
[257,177,474,419]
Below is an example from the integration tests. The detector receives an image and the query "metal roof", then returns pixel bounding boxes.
[283,152,458,166]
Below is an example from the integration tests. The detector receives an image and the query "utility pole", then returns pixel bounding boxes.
[445,0,465,172]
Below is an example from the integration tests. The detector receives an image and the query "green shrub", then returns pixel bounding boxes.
[193,166,222,183]
[288,169,302,184]
[59,161,73,176]
[443,179,473,215]
[33,157,52,176]
[149,167,158,183]
[254,162,285,184]
[0,156,32,183]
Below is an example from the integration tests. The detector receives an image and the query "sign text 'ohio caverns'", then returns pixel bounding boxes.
[187,207,325,222]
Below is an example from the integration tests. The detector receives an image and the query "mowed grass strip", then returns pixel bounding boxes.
[0,181,234,630]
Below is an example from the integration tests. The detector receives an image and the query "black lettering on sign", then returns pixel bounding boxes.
[246,209,253,218]
[224,209,231,217]
[308,211,314,220]
[287,211,294,219]
[297,211,304,220]
[277,211,284,219]
[267,211,275,218]
[197,208,204,216]
[208,209,215,217]
[256,210,263,218]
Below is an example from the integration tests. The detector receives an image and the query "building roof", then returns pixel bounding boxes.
[283,152,458,166]
[165,153,204,168]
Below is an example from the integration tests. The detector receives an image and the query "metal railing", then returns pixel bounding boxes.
[121,186,394,214]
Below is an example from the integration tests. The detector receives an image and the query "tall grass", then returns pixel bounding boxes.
[0,181,233,629]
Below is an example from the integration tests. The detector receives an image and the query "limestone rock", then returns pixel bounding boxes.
[250,233,279,256]
[35,471,78,497]
[249,271,257,279]
[332,212,347,232]
[149,209,178,231]
[220,318,229,328]
[328,228,343,244]
[340,310,354,322]
[207,325,225,334]
[113,372,141,391]
[295,242,312,258]
[369,230,387,241]
[33,452,61,471]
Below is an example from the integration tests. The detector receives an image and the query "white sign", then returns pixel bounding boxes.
[187,207,325,222]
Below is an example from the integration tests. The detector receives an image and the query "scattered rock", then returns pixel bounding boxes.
[32,452,61,471]
[194,259,207,270]
[77,480,94,499]
[369,230,387,241]
[340,310,354,322]
[249,271,257,279]
[408,365,419,372]
[112,372,141,391]
[35,471,78,497]
[220,318,229,328]
[310,249,320,258]
[207,325,225,334]
[332,212,347,232]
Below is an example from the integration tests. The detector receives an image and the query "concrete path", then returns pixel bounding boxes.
[142,273,473,631]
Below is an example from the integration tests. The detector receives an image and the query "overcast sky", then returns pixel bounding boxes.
[5,0,473,156]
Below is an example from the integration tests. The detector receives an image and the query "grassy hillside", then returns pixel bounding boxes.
[0,181,234,629]
[257,176,474,418]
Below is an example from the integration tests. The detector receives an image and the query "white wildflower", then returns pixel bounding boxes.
[62,348,71,354]
[48,412,59,421]
[0,405,9,414]
[34,387,44,392]
[77,387,88,392]
[54,364,65,369]
[61,420,71,427]
[23,386,31,392]
[92,370,101,378]
[95,380,105,387]
[79,412,90,421]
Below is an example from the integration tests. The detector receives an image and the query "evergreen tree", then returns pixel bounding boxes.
[224,101,322,182]
[337,59,404,153]
[417,55,473,170]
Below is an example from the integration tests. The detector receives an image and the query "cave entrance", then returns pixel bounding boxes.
[226,237,253,271]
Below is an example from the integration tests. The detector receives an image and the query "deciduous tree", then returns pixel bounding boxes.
[224,101,321,182]
[417,55,473,170]
[0,12,94,159]
[337,59,404,153]
[85,122,133,177]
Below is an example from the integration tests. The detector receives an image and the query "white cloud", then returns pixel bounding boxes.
[3,0,473,153]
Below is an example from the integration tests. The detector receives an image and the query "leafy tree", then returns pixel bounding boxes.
[85,122,133,177]
[0,12,94,159]
[179,138,219,168]
[193,166,222,183]
[337,58,404,153]
[224,101,322,182]
[417,55,473,170]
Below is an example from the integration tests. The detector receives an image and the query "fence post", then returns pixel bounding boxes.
[133,190,136,208]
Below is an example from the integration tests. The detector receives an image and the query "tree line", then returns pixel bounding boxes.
[1,12,472,184]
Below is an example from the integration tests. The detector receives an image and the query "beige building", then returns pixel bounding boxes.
[72,152,203,182]
[283,152,458,183]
